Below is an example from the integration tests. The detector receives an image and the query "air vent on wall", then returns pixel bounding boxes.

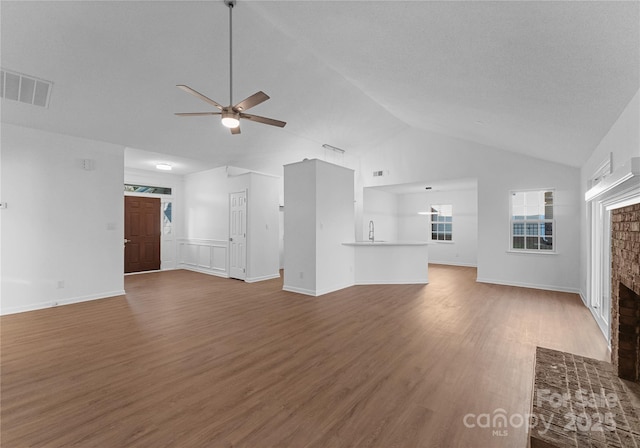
[0,69,52,108]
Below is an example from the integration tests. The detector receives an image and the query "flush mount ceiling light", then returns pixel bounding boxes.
[322,144,346,154]
[175,0,286,134]
[156,163,172,171]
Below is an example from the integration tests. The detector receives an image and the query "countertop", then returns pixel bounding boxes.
[342,241,429,246]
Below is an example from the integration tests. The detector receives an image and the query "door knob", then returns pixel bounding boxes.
[124,239,131,244]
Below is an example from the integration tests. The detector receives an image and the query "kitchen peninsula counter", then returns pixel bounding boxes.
[342,241,429,284]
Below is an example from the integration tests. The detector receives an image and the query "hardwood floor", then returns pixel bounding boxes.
[1,265,609,447]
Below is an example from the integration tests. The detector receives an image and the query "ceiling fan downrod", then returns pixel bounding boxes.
[225,0,236,106]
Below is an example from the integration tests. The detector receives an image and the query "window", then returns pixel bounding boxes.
[163,202,173,235]
[431,204,453,241]
[510,190,554,252]
[124,184,172,195]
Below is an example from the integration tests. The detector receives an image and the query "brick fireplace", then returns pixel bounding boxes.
[611,203,640,383]
[529,170,640,447]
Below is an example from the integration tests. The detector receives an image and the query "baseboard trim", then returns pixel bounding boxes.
[179,265,229,279]
[283,282,355,297]
[125,269,163,276]
[580,290,611,344]
[475,277,580,294]
[587,304,611,342]
[579,290,588,306]
[0,289,126,316]
[315,282,354,297]
[429,261,477,268]
[282,285,317,296]
[354,280,429,285]
[245,273,281,283]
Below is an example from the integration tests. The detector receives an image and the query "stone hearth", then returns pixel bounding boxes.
[530,347,640,448]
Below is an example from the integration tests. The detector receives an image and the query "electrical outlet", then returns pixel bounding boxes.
[299,271,304,279]
[57,280,65,289]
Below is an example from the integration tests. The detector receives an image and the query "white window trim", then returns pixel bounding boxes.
[508,189,557,255]
[430,204,453,243]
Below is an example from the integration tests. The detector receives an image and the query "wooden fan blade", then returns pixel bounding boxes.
[175,112,222,116]
[176,85,224,110]
[230,125,241,135]
[233,91,269,112]
[240,113,286,128]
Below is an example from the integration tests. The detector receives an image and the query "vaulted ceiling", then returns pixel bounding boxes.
[1,1,638,170]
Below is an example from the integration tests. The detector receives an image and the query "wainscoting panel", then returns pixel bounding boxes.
[197,245,212,269]
[212,246,227,272]
[178,239,228,278]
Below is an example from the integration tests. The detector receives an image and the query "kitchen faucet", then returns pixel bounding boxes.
[368,220,375,242]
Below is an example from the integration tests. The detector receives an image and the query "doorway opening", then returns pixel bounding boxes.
[361,178,478,282]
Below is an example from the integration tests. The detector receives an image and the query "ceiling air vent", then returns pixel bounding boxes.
[1,69,52,108]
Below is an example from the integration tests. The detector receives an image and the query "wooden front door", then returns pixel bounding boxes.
[124,196,161,273]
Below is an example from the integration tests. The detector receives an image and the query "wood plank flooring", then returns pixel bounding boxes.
[1,265,609,447]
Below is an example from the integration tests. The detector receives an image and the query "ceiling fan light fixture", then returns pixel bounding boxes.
[221,112,240,128]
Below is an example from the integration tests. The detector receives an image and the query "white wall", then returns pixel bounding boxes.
[582,90,640,187]
[283,160,317,294]
[398,187,478,267]
[233,127,582,292]
[125,168,184,270]
[242,173,280,282]
[180,166,229,276]
[355,127,582,292]
[184,166,230,241]
[580,89,640,298]
[278,208,284,269]
[362,188,398,241]
[181,167,280,281]
[1,124,125,314]
[315,160,355,295]
[283,159,355,296]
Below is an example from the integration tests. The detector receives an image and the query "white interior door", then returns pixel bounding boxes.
[229,190,247,280]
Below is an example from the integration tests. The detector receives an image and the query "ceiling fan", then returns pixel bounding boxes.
[175,0,286,135]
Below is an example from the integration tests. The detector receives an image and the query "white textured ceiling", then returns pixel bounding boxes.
[1,1,638,169]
